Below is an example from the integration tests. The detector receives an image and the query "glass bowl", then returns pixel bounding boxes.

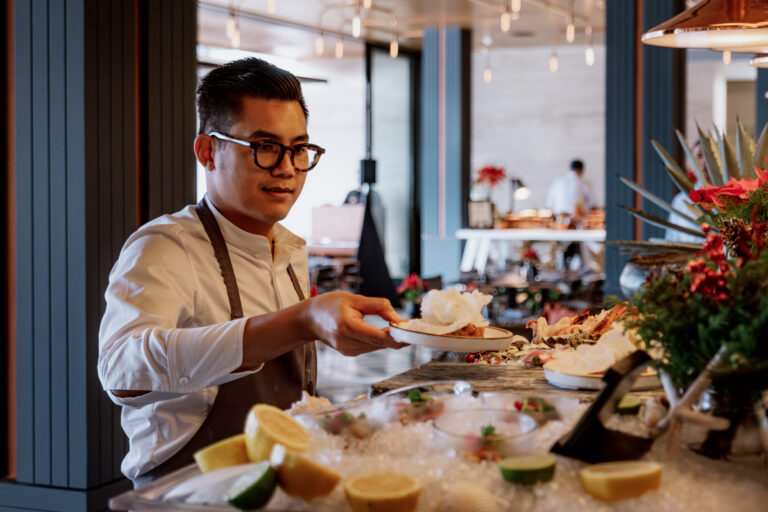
[433,408,538,461]
[377,381,473,425]
[294,399,390,440]
[478,392,581,423]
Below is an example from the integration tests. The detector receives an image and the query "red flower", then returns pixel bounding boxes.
[522,246,539,262]
[475,166,506,188]
[397,273,427,302]
[689,167,768,209]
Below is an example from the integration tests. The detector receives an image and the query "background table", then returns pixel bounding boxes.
[456,228,606,274]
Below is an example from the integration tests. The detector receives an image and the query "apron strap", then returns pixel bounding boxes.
[195,198,244,320]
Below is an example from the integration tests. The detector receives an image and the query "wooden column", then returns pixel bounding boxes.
[2,0,196,509]
[757,68,768,132]
[419,28,471,283]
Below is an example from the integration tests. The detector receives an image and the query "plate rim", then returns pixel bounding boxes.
[389,321,513,340]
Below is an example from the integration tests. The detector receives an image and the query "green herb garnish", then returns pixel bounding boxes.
[481,424,496,437]
[408,389,428,403]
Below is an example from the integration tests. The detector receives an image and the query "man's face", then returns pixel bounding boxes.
[204,97,309,235]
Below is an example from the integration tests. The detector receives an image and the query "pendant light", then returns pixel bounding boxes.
[641,0,768,52]
[749,54,768,68]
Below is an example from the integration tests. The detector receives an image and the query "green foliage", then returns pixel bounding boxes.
[628,250,768,389]
[714,182,768,226]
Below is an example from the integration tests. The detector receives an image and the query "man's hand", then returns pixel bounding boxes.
[300,291,406,356]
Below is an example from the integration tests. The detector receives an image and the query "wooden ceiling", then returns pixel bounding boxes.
[198,0,606,60]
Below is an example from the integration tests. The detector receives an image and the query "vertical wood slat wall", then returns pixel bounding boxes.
[604,1,638,296]
[10,0,196,505]
[641,0,685,240]
[758,69,768,132]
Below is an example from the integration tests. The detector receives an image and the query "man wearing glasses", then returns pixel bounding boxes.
[98,58,404,486]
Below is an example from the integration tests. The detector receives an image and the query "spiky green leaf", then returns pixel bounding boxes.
[697,124,723,186]
[752,122,768,172]
[619,176,699,225]
[719,133,740,180]
[663,163,694,193]
[622,206,705,239]
[737,118,755,179]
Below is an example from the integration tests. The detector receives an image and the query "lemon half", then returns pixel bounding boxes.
[344,472,422,512]
[244,404,310,462]
[579,461,662,502]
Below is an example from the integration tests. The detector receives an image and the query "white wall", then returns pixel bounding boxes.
[471,44,606,214]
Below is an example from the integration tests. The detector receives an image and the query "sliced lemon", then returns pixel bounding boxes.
[244,404,310,462]
[193,433,250,473]
[579,461,662,502]
[344,472,422,512]
[270,443,341,501]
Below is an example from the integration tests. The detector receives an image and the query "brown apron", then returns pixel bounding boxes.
[134,199,317,487]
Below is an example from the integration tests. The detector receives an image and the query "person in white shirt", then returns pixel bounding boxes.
[545,159,596,218]
[98,58,405,485]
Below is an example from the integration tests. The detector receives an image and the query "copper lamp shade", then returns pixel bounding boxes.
[641,0,768,52]
[748,53,768,67]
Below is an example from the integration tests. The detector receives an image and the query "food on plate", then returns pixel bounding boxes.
[319,410,375,438]
[288,391,332,415]
[462,424,506,462]
[224,460,277,510]
[512,397,560,422]
[499,454,557,485]
[244,404,310,462]
[193,433,250,473]
[394,389,446,424]
[269,443,341,501]
[578,461,662,502]
[527,304,633,346]
[344,472,422,512]
[615,394,643,415]
[543,327,641,376]
[403,288,493,336]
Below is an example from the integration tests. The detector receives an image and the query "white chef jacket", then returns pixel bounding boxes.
[545,169,596,215]
[98,196,310,480]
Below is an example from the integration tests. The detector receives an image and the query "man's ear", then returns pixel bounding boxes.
[194,134,215,170]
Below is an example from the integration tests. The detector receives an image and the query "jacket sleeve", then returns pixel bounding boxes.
[97,226,260,407]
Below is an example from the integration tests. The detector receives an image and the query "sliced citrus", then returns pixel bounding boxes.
[269,443,341,501]
[244,404,310,462]
[224,461,277,510]
[499,454,557,485]
[579,461,662,502]
[615,395,643,415]
[193,433,250,473]
[344,472,422,512]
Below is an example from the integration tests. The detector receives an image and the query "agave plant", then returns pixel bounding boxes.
[615,119,768,258]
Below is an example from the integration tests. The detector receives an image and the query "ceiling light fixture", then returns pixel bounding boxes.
[315,30,324,55]
[226,10,236,38]
[363,0,372,8]
[550,45,559,73]
[482,46,492,83]
[267,0,276,15]
[566,0,575,43]
[585,25,594,66]
[749,54,768,68]
[390,19,399,58]
[335,31,344,58]
[352,2,361,38]
[501,6,511,33]
[511,0,521,15]
[722,49,732,64]
[641,0,768,51]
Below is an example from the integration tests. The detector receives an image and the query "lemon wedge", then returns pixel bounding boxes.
[244,404,310,462]
[270,443,341,501]
[344,472,422,512]
[579,461,662,502]
[193,433,250,473]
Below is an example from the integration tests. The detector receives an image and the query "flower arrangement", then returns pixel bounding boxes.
[474,166,506,189]
[397,273,427,303]
[521,246,540,263]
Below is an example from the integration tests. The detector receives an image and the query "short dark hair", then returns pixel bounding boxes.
[197,57,308,135]
[570,159,584,170]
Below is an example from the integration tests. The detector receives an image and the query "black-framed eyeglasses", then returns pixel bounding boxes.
[208,131,326,172]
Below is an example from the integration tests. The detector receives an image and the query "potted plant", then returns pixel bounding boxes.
[397,273,427,318]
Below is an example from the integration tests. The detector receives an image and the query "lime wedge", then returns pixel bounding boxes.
[224,461,277,510]
[499,454,557,485]
[615,395,643,415]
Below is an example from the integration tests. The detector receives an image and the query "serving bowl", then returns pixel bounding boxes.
[433,408,538,461]
[295,399,390,439]
[377,381,473,425]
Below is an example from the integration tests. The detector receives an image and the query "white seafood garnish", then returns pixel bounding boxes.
[544,324,637,375]
[405,288,493,335]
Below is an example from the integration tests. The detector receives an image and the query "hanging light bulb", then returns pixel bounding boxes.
[267,0,276,14]
[549,44,558,72]
[352,3,361,38]
[335,33,344,58]
[722,50,732,65]
[315,32,324,55]
[511,0,521,14]
[231,27,240,49]
[585,25,594,66]
[566,17,575,43]
[501,5,511,33]
[482,46,492,83]
[390,21,399,58]
[363,0,372,8]
[484,68,492,83]
[226,13,236,38]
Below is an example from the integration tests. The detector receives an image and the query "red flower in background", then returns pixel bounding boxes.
[397,273,427,302]
[522,246,539,262]
[475,166,506,188]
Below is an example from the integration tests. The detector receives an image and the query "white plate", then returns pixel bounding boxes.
[389,322,514,353]
[543,366,661,391]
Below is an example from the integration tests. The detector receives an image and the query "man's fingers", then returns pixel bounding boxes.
[353,296,403,323]
[341,316,404,349]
